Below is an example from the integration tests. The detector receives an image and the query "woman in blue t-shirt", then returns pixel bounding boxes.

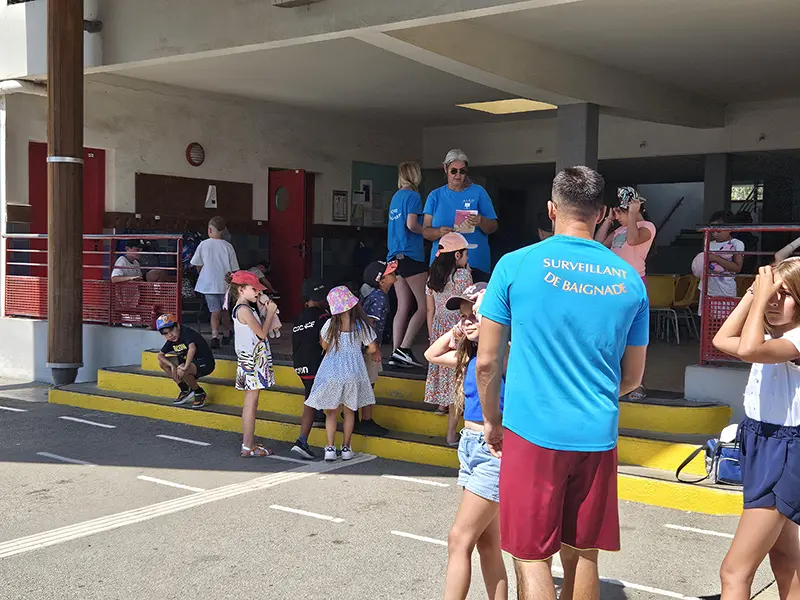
[386,161,427,369]
[422,149,499,283]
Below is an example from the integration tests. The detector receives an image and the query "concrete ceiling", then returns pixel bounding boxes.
[477,0,800,102]
[112,38,514,124]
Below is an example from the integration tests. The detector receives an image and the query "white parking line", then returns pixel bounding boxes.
[36,452,96,467]
[59,416,116,429]
[664,524,734,539]
[137,476,206,493]
[155,434,210,447]
[0,405,27,412]
[392,531,700,600]
[268,454,312,465]
[390,530,448,546]
[269,505,345,523]
[0,454,375,560]
[382,474,450,488]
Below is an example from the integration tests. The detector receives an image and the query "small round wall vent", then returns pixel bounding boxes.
[186,142,205,167]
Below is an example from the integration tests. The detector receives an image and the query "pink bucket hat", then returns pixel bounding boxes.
[327,285,359,315]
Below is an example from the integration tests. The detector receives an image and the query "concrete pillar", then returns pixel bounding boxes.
[556,103,599,173]
[703,153,731,222]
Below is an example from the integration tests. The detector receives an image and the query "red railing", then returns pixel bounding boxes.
[3,234,183,329]
[699,224,800,365]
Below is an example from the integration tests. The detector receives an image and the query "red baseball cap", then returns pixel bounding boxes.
[230,270,266,291]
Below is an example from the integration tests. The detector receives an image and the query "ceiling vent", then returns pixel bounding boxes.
[272,0,325,7]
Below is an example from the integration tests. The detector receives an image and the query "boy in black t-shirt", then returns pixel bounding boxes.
[290,279,330,460]
[156,314,216,409]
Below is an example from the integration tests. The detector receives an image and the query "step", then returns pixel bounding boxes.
[48,384,742,516]
[98,363,709,477]
[140,350,732,436]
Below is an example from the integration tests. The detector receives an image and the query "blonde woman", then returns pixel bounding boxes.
[387,161,427,369]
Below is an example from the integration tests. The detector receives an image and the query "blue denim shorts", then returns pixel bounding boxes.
[204,293,225,313]
[740,417,800,525]
[457,428,500,503]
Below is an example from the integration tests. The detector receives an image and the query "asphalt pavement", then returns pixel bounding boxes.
[0,397,777,600]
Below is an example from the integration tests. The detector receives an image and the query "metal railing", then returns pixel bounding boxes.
[3,234,183,329]
[699,224,800,365]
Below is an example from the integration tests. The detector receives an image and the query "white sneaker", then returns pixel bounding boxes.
[324,446,337,462]
[341,445,353,461]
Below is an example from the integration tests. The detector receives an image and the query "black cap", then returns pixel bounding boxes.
[363,260,398,288]
[302,278,327,302]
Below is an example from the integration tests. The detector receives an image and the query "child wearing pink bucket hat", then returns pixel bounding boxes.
[304,286,380,461]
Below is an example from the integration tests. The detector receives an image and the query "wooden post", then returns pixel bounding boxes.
[47,0,84,385]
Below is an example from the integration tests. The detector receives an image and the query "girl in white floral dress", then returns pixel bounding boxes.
[227,270,278,457]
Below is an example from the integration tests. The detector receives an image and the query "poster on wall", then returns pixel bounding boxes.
[332,190,348,222]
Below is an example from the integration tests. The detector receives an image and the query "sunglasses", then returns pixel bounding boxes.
[449,168,468,175]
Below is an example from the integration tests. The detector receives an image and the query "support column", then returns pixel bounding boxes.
[703,153,731,222]
[47,0,84,385]
[556,103,599,173]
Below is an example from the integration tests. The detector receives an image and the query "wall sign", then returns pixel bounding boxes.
[332,190,348,222]
[186,142,205,167]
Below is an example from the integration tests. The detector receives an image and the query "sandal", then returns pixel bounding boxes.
[628,385,647,401]
[240,444,273,458]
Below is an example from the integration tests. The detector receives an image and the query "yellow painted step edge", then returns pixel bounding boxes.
[97,369,451,438]
[49,388,741,516]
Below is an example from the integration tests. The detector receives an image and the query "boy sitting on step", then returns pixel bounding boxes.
[156,314,215,409]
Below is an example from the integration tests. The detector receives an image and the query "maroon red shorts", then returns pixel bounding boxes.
[499,428,620,561]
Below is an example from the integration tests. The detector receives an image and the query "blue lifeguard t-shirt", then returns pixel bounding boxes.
[479,236,649,452]
[387,189,425,263]
[424,184,497,273]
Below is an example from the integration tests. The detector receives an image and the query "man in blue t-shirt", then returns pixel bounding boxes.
[477,166,649,600]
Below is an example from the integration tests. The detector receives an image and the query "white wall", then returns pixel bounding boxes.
[4,74,421,223]
[0,1,44,80]
[423,99,800,168]
[638,183,704,246]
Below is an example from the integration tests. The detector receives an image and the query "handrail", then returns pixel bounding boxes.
[654,196,684,244]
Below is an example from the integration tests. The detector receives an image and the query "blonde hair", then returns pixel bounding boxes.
[766,257,800,335]
[209,216,226,234]
[398,161,421,190]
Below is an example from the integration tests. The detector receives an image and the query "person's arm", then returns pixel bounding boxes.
[619,346,647,397]
[426,293,435,339]
[111,274,142,283]
[775,237,800,262]
[422,214,452,242]
[424,327,459,368]
[190,245,203,274]
[595,209,615,247]
[406,193,425,235]
[709,251,743,273]
[476,317,510,458]
[406,214,424,235]
[736,266,800,363]
[238,300,277,339]
[623,200,652,247]
[229,244,240,272]
[467,214,498,235]
[177,343,197,377]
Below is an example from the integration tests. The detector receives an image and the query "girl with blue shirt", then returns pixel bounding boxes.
[425,283,508,600]
[422,149,499,283]
[387,161,427,369]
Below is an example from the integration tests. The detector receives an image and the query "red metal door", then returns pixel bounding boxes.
[29,142,106,278]
[268,169,309,320]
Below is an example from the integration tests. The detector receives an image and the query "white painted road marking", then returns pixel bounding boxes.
[390,530,448,547]
[0,405,27,412]
[268,454,312,465]
[35,452,96,467]
[155,434,210,446]
[382,474,450,488]
[664,524,734,539]
[0,454,375,560]
[392,531,700,600]
[137,476,206,493]
[269,505,345,523]
[59,416,116,429]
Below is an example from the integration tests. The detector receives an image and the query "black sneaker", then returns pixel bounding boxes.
[290,439,316,460]
[354,419,390,437]
[389,348,423,368]
[210,337,220,349]
[173,389,195,406]
[192,390,207,409]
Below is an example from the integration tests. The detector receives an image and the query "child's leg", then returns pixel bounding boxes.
[221,308,232,338]
[324,409,338,448]
[210,310,221,339]
[720,507,787,600]
[361,405,373,421]
[768,520,800,599]
[241,390,260,449]
[444,490,503,600]
[299,406,316,440]
[181,363,201,390]
[342,407,356,447]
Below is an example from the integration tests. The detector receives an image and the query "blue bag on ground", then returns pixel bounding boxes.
[676,424,742,486]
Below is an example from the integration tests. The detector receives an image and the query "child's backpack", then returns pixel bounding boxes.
[676,424,742,486]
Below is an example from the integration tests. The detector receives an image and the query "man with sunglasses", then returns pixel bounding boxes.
[423,148,499,283]
[156,314,216,408]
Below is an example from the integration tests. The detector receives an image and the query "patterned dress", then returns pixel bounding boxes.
[305,320,377,412]
[425,268,473,407]
[232,303,275,391]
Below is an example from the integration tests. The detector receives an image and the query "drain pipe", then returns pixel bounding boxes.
[0,80,47,96]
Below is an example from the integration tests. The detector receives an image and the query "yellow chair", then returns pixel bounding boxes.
[672,275,699,340]
[647,275,680,343]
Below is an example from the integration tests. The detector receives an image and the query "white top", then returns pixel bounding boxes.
[743,327,800,427]
[233,303,262,356]
[190,238,239,294]
[700,238,745,298]
[111,256,142,279]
